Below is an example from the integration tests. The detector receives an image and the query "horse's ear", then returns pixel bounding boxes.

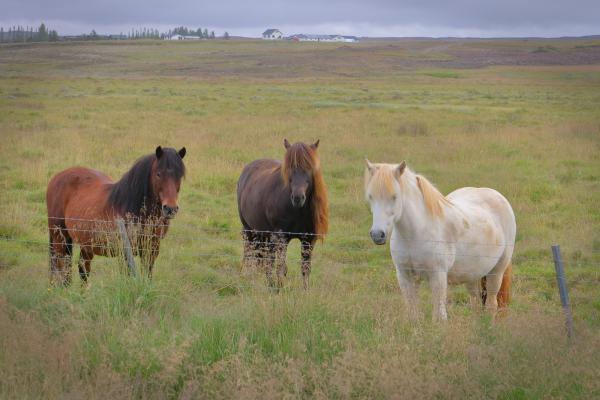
[311,139,320,150]
[284,139,291,149]
[366,158,376,175]
[178,147,186,159]
[395,161,407,177]
[155,146,163,159]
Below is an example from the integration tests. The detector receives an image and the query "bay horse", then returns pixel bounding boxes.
[237,139,328,289]
[46,146,186,285]
[364,160,515,321]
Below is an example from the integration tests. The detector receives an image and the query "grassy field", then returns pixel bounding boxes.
[1,39,600,398]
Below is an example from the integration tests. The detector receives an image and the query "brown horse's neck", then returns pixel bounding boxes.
[108,155,160,219]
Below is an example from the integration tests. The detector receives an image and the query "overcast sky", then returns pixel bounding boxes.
[2,0,599,37]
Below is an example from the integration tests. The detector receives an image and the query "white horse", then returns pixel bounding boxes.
[364,160,516,321]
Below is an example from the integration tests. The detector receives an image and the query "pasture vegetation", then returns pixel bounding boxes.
[0,39,600,398]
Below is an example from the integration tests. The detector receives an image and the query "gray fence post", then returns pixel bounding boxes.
[116,218,137,278]
[551,245,574,339]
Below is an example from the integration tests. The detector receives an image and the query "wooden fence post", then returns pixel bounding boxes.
[116,218,137,278]
[551,245,574,339]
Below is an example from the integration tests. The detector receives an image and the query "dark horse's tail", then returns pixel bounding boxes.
[481,262,513,308]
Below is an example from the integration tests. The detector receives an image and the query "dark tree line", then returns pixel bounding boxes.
[128,27,161,39]
[0,23,58,43]
[166,26,215,39]
[0,22,231,43]
[121,26,222,40]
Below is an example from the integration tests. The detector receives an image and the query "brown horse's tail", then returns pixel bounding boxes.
[481,261,513,308]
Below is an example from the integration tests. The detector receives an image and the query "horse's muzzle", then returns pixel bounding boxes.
[162,205,179,219]
[370,229,386,245]
[291,194,306,208]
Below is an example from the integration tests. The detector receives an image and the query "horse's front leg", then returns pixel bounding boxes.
[300,238,315,290]
[274,236,289,289]
[395,265,420,320]
[77,247,94,285]
[429,270,449,321]
[140,237,160,279]
[263,236,277,289]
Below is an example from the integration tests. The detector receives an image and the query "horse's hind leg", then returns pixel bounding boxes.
[484,251,513,315]
[49,227,73,286]
[466,280,484,310]
[241,230,259,269]
[483,262,509,315]
[78,247,94,285]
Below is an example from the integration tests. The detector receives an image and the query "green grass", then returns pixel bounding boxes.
[0,39,599,398]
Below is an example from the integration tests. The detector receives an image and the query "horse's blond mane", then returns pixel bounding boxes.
[365,162,450,218]
[415,174,451,218]
[282,143,328,237]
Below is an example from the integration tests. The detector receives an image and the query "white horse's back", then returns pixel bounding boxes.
[447,187,516,253]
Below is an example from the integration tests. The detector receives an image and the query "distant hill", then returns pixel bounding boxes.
[362,35,600,41]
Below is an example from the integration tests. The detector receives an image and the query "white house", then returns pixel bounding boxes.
[262,29,283,40]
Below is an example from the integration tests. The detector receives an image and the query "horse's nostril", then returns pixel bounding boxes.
[162,205,177,215]
[370,230,385,241]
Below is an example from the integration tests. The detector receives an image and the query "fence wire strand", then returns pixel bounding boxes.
[0,235,573,262]
[2,219,598,283]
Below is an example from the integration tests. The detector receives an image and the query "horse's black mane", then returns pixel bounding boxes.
[108,149,185,217]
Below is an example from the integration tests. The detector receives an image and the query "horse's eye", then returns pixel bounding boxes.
[392,195,397,201]
[368,194,373,201]
[156,172,161,178]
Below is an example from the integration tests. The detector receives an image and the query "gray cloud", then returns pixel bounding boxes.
[2,0,599,37]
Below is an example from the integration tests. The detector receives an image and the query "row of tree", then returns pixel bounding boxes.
[0,24,58,43]
[169,26,215,39]
[0,23,231,43]
[128,28,161,39]
[103,26,230,40]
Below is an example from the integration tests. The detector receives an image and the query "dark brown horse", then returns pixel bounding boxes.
[46,146,186,285]
[237,139,328,289]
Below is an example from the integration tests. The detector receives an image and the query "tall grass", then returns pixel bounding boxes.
[0,39,599,398]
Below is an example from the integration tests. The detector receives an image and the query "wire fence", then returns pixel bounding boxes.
[1,250,588,286]
[2,217,597,342]
[2,218,599,281]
